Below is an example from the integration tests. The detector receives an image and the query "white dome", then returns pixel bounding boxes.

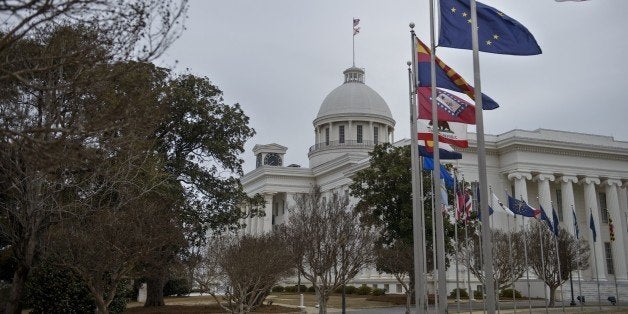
[316,67,393,121]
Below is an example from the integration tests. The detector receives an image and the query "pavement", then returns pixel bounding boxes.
[272,300,628,314]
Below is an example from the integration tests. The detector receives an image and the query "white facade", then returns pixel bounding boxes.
[240,65,628,298]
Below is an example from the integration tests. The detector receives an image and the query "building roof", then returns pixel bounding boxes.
[315,67,393,121]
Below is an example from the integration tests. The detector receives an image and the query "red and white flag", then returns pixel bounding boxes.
[353,18,360,26]
[417,119,468,148]
[417,87,476,125]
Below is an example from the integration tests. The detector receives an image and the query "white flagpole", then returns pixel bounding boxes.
[489,186,500,314]
[469,1,495,311]
[572,206,583,312]
[520,196,532,312]
[537,199,549,313]
[431,174,438,313]
[507,211,516,312]
[590,209,602,310]
[454,169,461,313]
[551,203,565,312]
[463,176,473,314]
[408,25,427,314]
[427,1,447,311]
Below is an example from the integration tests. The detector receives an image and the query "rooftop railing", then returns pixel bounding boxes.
[308,140,377,153]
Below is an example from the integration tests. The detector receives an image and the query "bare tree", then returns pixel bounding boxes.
[527,221,590,307]
[203,232,294,314]
[374,241,414,314]
[457,226,528,294]
[283,186,376,314]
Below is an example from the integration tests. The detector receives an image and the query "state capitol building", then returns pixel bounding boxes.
[240,65,628,300]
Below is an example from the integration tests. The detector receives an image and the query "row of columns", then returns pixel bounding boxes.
[244,194,274,236]
[313,121,394,145]
[507,172,627,280]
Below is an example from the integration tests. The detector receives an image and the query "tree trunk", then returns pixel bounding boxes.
[405,291,411,314]
[94,294,110,314]
[315,287,328,314]
[4,264,28,314]
[144,275,166,307]
[548,286,556,307]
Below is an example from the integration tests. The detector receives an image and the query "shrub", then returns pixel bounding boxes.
[163,277,192,296]
[24,262,128,314]
[499,288,523,299]
[448,288,469,299]
[372,288,386,296]
[356,285,372,295]
[307,285,316,293]
[272,286,284,292]
[284,285,306,293]
[473,290,484,300]
[345,286,357,294]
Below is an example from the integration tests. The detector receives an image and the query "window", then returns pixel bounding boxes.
[600,192,608,223]
[396,284,403,293]
[357,125,363,143]
[339,125,345,143]
[556,189,563,221]
[384,284,389,292]
[605,242,614,275]
[374,126,379,144]
[325,128,330,145]
[372,284,378,289]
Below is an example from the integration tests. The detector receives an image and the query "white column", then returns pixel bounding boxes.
[348,120,353,143]
[251,213,259,236]
[245,206,252,235]
[369,121,373,142]
[581,176,606,280]
[621,182,628,275]
[604,179,627,280]
[560,175,578,235]
[261,194,274,233]
[535,173,555,214]
[508,171,532,202]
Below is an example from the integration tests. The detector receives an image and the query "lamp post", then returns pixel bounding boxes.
[569,272,576,306]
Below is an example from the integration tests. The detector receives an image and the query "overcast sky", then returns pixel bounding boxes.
[158,0,628,173]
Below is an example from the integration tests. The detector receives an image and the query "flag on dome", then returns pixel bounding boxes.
[439,0,542,55]
[417,119,468,148]
[416,38,499,110]
[353,17,360,35]
[417,87,476,124]
[353,18,360,26]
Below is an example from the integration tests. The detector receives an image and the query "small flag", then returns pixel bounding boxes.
[439,0,541,55]
[589,210,597,242]
[457,190,473,221]
[353,27,360,36]
[417,119,468,148]
[417,87,476,124]
[353,18,360,27]
[507,195,539,218]
[418,142,463,160]
[552,207,560,237]
[539,206,554,235]
[475,184,494,221]
[416,37,499,110]
[572,208,580,239]
[422,157,454,188]
[489,192,514,217]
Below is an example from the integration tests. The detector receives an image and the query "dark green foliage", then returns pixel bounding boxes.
[350,143,456,272]
[163,277,192,296]
[333,285,357,294]
[272,286,285,292]
[307,285,316,293]
[499,288,523,299]
[283,285,306,293]
[448,288,469,299]
[356,285,372,295]
[372,288,386,296]
[24,263,128,314]
[473,290,484,300]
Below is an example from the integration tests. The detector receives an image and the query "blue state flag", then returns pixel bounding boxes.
[507,195,536,218]
[539,206,554,235]
[422,157,454,188]
[552,207,560,237]
[439,0,542,55]
[572,208,580,239]
[589,210,597,242]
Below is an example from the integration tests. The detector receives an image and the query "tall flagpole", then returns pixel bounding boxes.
[427,1,447,311]
[551,203,565,312]
[408,25,427,314]
[463,176,473,314]
[537,200,549,313]
[519,196,532,312]
[590,208,602,310]
[573,206,583,312]
[469,1,495,312]
[431,174,439,313]
[454,169,461,313]
[507,210,516,313]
